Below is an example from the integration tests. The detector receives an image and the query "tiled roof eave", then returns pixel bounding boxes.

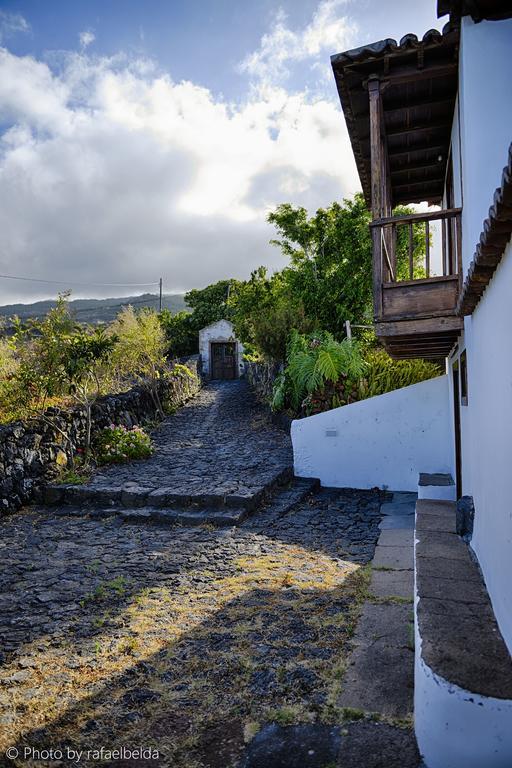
[457,143,512,315]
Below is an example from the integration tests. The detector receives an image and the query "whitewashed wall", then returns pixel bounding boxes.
[198,319,244,378]
[292,375,453,492]
[459,16,512,273]
[460,241,512,653]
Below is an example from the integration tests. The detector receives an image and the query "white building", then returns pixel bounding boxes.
[293,3,512,765]
[198,319,244,380]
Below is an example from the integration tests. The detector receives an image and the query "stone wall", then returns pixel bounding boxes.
[245,360,292,433]
[0,357,201,515]
[244,360,283,403]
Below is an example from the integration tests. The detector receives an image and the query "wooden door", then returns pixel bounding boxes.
[211,342,236,380]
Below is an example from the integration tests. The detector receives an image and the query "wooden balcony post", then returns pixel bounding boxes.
[368,76,384,319]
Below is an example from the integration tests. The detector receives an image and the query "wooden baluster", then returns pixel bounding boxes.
[408,222,413,280]
[391,223,397,281]
[441,217,446,276]
[456,212,462,290]
[425,220,430,278]
[372,225,383,320]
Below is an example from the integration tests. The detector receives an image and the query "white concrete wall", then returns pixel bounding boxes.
[198,319,244,378]
[459,16,512,273]
[441,15,512,652]
[461,240,512,653]
[291,375,453,492]
[414,569,512,768]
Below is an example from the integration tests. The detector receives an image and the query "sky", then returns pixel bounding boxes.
[0,0,444,303]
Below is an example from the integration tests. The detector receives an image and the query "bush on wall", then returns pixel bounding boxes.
[271,331,442,417]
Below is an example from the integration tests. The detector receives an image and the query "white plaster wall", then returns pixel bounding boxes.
[198,319,244,378]
[459,17,512,272]
[462,241,512,653]
[414,567,512,768]
[291,375,453,492]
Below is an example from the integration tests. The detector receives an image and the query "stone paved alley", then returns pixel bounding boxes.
[0,382,420,768]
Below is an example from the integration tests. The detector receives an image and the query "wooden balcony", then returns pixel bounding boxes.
[370,208,463,358]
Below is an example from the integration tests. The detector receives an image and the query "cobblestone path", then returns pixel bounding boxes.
[0,382,411,767]
[0,490,385,767]
[48,381,293,514]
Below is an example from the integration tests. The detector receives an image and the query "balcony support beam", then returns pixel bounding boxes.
[368,76,392,320]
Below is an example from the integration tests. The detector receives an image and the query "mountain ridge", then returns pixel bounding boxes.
[0,293,187,325]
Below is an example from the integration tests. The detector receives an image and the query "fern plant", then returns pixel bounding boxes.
[274,330,366,413]
[272,331,441,416]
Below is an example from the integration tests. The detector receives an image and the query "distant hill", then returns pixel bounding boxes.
[0,293,188,326]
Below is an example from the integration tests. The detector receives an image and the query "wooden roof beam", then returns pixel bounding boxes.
[388,143,446,160]
[386,122,452,138]
[390,161,446,177]
[377,62,458,86]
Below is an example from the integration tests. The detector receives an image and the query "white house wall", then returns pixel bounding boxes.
[460,240,512,653]
[291,375,453,492]
[459,16,512,274]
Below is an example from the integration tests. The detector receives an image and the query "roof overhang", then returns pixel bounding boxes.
[331,23,460,207]
[438,0,512,22]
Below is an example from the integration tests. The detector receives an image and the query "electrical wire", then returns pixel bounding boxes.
[0,273,159,288]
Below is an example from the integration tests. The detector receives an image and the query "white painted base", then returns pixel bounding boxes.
[417,484,456,501]
[414,645,512,768]
[414,527,512,767]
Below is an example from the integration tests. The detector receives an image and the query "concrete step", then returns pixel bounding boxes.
[417,472,456,501]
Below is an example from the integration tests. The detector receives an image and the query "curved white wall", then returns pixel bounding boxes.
[291,375,453,491]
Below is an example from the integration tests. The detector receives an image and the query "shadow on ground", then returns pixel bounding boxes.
[0,488,414,768]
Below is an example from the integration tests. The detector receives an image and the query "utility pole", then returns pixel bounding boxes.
[159,277,163,312]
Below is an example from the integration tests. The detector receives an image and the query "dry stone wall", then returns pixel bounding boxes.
[0,357,201,515]
[244,361,283,403]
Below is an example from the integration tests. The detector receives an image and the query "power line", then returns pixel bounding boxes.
[72,296,160,315]
[0,273,160,288]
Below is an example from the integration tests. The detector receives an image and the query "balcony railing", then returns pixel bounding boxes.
[369,207,462,323]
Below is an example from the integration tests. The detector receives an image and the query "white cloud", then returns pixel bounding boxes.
[0,11,30,43]
[79,30,96,50]
[0,4,360,304]
[239,0,356,86]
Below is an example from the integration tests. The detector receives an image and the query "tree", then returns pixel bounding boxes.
[184,280,237,329]
[159,280,241,358]
[8,295,115,461]
[158,310,197,358]
[59,327,116,459]
[229,268,315,362]
[109,306,167,417]
[267,193,426,339]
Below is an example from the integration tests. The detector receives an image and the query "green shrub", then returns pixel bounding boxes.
[272,330,366,414]
[95,425,153,465]
[359,350,441,399]
[272,331,442,416]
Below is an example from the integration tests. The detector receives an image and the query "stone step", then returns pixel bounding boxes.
[417,472,456,501]
[44,466,294,512]
[44,475,318,529]
[414,499,512,767]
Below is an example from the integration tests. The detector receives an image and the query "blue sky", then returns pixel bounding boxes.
[0,0,444,302]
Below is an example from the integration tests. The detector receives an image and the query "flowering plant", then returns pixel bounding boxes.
[95,424,153,465]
